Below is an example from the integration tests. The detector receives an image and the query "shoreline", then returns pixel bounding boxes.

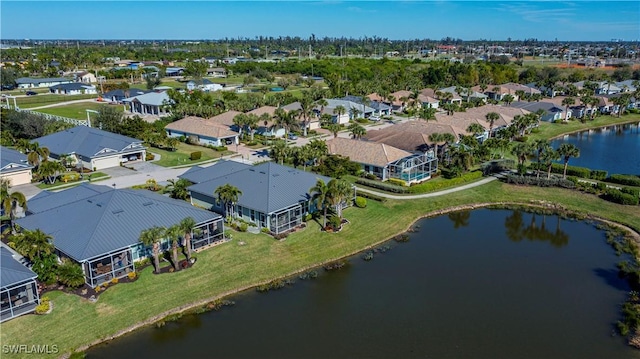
[546,119,640,141]
[71,200,640,358]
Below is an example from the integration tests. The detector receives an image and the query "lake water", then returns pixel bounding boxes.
[551,122,640,175]
[87,209,639,359]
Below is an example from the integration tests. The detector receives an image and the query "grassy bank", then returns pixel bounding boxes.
[530,113,640,141]
[149,142,232,167]
[1,181,639,358]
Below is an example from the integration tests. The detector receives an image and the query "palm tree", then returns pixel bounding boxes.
[14,229,54,261]
[561,96,575,122]
[485,112,500,138]
[140,226,166,274]
[440,132,457,164]
[273,108,296,139]
[502,94,515,106]
[333,105,346,123]
[466,123,485,140]
[179,217,197,261]
[511,142,533,173]
[327,179,352,221]
[348,123,366,140]
[165,178,191,200]
[428,133,444,162]
[309,179,330,228]
[165,225,183,271]
[299,93,315,136]
[327,123,342,138]
[269,140,290,165]
[557,143,580,178]
[540,147,560,179]
[214,184,242,219]
[245,113,260,141]
[37,160,65,184]
[1,179,27,232]
[418,107,437,122]
[233,113,248,140]
[532,139,551,178]
[26,143,50,168]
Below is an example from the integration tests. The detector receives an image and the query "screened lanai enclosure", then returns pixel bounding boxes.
[84,248,134,288]
[0,280,39,322]
[269,204,303,235]
[388,152,438,184]
[192,218,225,250]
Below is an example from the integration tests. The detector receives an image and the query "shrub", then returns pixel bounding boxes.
[361,172,377,180]
[35,302,50,315]
[94,286,101,293]
[356,178,407,193]
[505,174,575,189]
[238,223,248,232]
[217,146,228,151]
[190,151,202,160]
[387,178,408,187]
[127,271,137,280]
[354,196,367,208]
[57,259,86,288]
[590,170,608,181]
[606,174,640,187]
[621,187,640,198]
[602,188,639,205]
[303,213,312,222]
[146,152,155,161]
[356,191,387,202]
[111,278,119,284]
[328,215,342,230]
[406,171,483,194]
[61,172,80,183]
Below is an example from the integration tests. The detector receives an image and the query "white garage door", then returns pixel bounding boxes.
[92,156,122,170]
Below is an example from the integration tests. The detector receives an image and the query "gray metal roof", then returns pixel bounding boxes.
[16,185,221,262]
[179,160,251,184]
[122,91,171,106]
[49,83,96,91]
[510,101,563,113]
[1,246,37,289]
[34,126,144,159]
[188,162,331,214]
[0,146,32,173]
[27,183,112,214]
[16,77,71,84]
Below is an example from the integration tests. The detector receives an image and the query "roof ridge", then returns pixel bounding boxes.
[78,190,116,260]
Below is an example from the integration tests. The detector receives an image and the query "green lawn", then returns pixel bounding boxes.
[149,142,233,167]
[530,114,640,141]
[15,94,98,109]
[36,103,120,120]
[35,172,110,189]
[2,180,639,358]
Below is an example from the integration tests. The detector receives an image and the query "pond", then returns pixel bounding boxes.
[87,209,638,359]
[551,122,640,175]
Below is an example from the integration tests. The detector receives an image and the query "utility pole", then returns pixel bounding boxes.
[308,44,312,59]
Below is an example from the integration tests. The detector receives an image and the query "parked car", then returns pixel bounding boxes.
[25,91,37,96]
[288,133,298,140]
[370,115,381,122]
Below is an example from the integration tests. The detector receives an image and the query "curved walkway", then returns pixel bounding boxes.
[355,172,507,199]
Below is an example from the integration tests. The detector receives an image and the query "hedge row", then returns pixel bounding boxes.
[355,178,408,193]
[529,163,607,180]
[605,174,640,187]
[602,188,640,205]
[505,174,576,189]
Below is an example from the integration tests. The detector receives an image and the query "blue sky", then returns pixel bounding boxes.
[1,1,638,41]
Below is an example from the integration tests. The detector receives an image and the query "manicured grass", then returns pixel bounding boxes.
[149,142,232,167]
[2,180,639,358]
[530,114,640,141]
[35,172,110,189]
[15,94,98,109]
[36,103,119,120]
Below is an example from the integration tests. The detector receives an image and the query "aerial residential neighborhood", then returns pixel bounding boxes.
[1,1,640,358]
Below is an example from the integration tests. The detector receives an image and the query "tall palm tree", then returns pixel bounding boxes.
[428,133,444,162]
[214,184,242,219]
[14,229,54,261]
[38,160,65,184]
[1,179,27,232]
[139,226,166,274]
[348,123,366,140]
[440,132,457,164]
[327,179,352,220]
[511,142,533,173]
[561,96,575,122]
[165,225,183,271]
[418,107,437,122]
[179,217,197,261]
[299,93,315,136]
[309,179,330,228]
[541,147,560,179]
[273,108,296,138]
[26,143,50,168]
[165,178,191,200]
[333,105,346,123]
[466,123,485,140]
[245,113,260,141]
[532,139,551,178]
[557,143,580,178]
[485,112,500,138]
[269,140,289,165]
[233,113,248,140]
[327,123,342,138]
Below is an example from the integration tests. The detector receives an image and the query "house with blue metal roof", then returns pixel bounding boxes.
[122,90,172,116]
[1,245,40,322]
[184,161,332,235]
[16,184,224,288]
[33,126,146,170]
[49,82,97,95]
[15,77,72,89]
[0,146,33,186]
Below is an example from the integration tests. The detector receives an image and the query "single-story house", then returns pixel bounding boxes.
[16,184,224,287]
[324,99,375,122]
[101,88,150,103]
[165,67,185,77]
[186,78,223,92]
[165,116,239,147]
[64,71,97,84]
[246,106,285,137]
[207,110,244,131]
[49,82,97,95]
[184,161,332,234]
[0,245,40,322]
[33,126,146,171]
[326,137,437,184]
[207,67,227,78]
[340,96,391,117]
[0,146,33,186]
[479,83,541,101]
[510,101,564,122]
[365,121,461,153]
[280,102,322,130]
[15,77,72,89]
[122,90,172,116]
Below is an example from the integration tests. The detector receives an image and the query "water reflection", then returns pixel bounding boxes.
[447,210,471,228]
[504,211,569,247]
